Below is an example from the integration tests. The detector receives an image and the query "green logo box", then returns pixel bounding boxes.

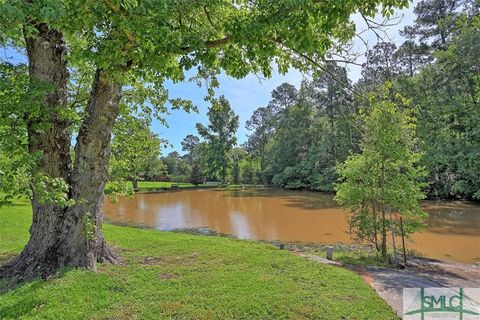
[404,288,480,320]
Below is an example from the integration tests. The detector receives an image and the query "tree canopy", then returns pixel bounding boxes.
[335,85,427,258]
[0,0,430,280]
[110,114,165,191]
[239,0,479,200]
[196,96,239,182]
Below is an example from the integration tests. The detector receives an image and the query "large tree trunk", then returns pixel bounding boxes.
[0,25,121,280]
[59,69,122,270]
[0,23,72,280]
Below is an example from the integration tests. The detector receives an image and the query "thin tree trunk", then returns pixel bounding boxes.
[381,207,387,259]
[380,162,387,259]
[222,166,226,184]
[389,211,397,266]
[327,103,337,162]
[132,179,139,192]
[400,216,407,265]
[371,200,380,252]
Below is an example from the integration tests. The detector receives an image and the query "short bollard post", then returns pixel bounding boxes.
[326,246,334,260]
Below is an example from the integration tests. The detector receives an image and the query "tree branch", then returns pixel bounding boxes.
[203,6,215,28]
[205,36,230,48]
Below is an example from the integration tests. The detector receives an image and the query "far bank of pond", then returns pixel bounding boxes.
[102,189,480,264]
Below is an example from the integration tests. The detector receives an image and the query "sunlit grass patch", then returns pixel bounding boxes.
[0,202,397,319]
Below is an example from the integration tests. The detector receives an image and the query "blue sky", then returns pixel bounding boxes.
[2,1,418,155]
[159,2,418,155]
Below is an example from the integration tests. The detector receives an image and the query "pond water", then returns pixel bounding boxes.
[102,189,480,264]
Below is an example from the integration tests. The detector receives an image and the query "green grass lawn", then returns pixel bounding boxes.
[0,201,397,319]
[137,181,200,190]
[136,181,264,191]
[292,244,389,267]
[104,181,203,194]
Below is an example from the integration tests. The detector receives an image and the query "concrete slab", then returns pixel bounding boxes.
[298,253,480,318]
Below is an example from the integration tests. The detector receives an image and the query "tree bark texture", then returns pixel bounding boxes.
[60,69,122,270]
[1,25,121,281]
[0,23,71,280]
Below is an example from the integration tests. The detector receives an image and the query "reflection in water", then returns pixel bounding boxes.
[102,189,480,264]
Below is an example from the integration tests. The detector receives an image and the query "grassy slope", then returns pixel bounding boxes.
[0,201,397,320]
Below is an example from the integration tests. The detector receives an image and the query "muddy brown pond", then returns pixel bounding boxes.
[102,189,480,264]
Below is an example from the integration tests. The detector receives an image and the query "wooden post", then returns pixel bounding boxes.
[400,216,407,265]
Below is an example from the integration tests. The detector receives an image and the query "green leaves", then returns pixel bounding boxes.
[4,0,410,85]
[403,14,480,199]
[109,113,165,189]
[0,63,46,205]
[31,173,75,208]
[335,85,428,255]
[196,96,239,182]
[0,1,25,44]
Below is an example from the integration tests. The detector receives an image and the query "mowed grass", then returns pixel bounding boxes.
[137,181,199,190]
[303,245,389,267]
[0,201,397,319]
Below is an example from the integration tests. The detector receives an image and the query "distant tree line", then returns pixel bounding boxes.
[161,96,243,185]
[109,0,478,200]
[243,0,480,200]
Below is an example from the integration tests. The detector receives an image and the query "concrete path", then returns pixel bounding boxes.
[350,265,441,317]
[406,257,480,288]
[300,254,480,318]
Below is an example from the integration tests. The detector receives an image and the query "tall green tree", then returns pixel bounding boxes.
[359,42,399,90]
[249,64,358,190]
[245,106,276,179]
[181,134,204,182]
[394,40,432,76]
[335,85,428,259]
[267,83,299,116]
[0,0,411,280]
[162,151,190,181]
[306,63,356,166]
[196,96,239,183]
[110,115,164,191]
[230,147,246,184]
[181,134,200,155]
[189,163,203,186]
[239,157,261,185]
[403,0,466,49]
[404,14,480,199]
[270,101,315,186]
